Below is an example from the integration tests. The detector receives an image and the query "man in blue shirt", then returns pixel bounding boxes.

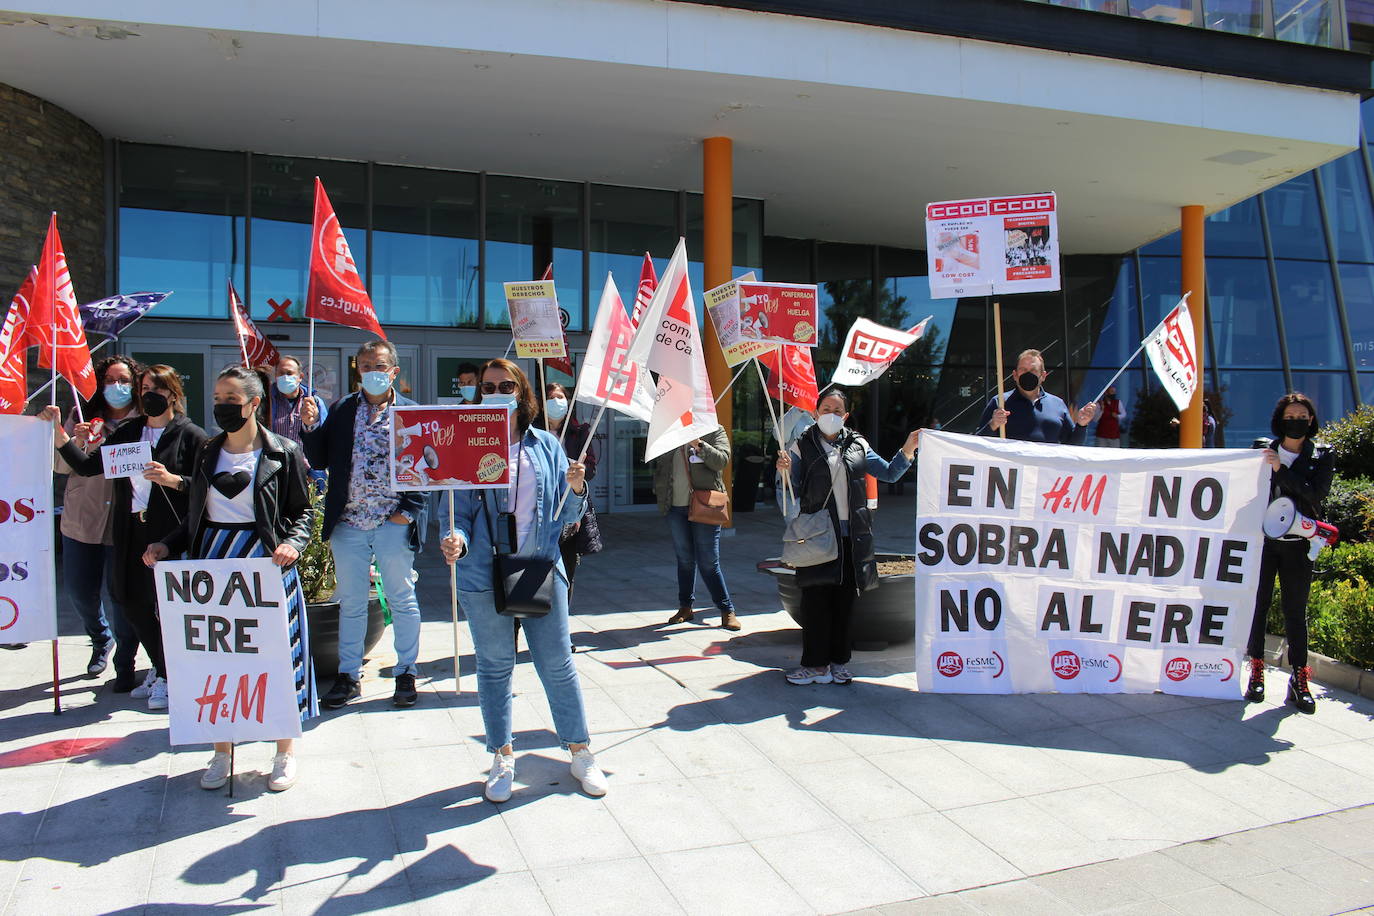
[979,349,1097,444]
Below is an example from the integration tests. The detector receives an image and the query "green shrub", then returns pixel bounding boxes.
[1320,404,1374,480]
[1306,578,1374,670]
[1315,539,1374,586]
[1323,475,1374,544]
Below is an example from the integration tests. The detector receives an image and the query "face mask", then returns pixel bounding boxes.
[276,374,300,396]
[103,382,132,409]
[1281,417,1310,439]
[361,371,393,397]
[816,413,845,436]
[485,392,518,408]
[544,397,569,421]
[459,385,476,402]
[141,391,169,417]
[214,402,252,433]
[1017,372,1041,392]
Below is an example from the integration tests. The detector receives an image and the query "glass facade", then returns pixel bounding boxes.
[1026,0,1347,46]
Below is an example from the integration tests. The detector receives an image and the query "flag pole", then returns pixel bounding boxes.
[448,491,461,695]
[1086,292,1190,406]
[754,357,789,515]
[713,361,750,407]
[51,640,62,715]
[553,398,609,519]
[992,300,1007,439]
[307,317,316,405]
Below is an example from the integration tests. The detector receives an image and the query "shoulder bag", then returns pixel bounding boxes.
[481,471,557,618]
[781,452,839,568]
[683,448,731,526]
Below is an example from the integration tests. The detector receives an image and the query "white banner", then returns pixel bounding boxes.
[1145,295,1199,411]
[574,274,655,423]
[831,316,931,387]
[915,432,1268,699]
[156,557,302,745]
[924,193,1060,299]
[101,440,151,479]
[0,416,57,642]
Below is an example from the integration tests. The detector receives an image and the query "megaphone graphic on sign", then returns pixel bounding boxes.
[1263,497,1339,560]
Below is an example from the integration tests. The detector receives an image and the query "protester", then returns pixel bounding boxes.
[776,390,920,685]
[542,382,602,601]
[301,339,426,710]
[1170,400,1217,447]
[1245,392,1334,714]
[142,367,316,790]
[440,358,607,803]
[456,362,480,404]
[43,364,207,710]
[980,349,1097,443]
[270,355,327,457]
[654,424,740,631]
[54,355,143,687]
[1094,385,1125,447]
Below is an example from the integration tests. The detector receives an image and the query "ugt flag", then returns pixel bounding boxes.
[760,345,819,412]
[29,214,96,400]
[0,268,36,414]
[624,238,718,461]
[575,274,654,423]
[80,291,169,337]
[1144,294,1198,411]
[229,281,281,367]
[831,316,932,387]
[306,178,385,338]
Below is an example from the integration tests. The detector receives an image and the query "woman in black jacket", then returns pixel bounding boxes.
[775,390,920,686]
[43,364,207,711]
[1246,392,1335,714]
[144,366,317,791]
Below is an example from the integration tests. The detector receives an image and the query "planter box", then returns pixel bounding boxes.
[1263,634,1374,700]
[758,553,915,649]
[306,595,387,681]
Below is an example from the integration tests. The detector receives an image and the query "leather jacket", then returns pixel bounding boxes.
[1258,436,1334,523]
[161,428,315,558]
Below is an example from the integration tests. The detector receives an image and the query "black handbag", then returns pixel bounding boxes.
[482,491,557,619]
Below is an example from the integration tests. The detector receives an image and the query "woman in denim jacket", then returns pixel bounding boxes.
[440,358,607,803]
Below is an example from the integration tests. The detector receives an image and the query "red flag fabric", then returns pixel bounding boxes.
[305,178,385,337]
[538,263,575,378]
[29,215,96,399]
[630,252,657,329]
[761,345,819,412]
[0,267,36,413]
[229,281,281,368]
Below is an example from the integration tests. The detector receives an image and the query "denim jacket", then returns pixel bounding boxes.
[445,425,588,593]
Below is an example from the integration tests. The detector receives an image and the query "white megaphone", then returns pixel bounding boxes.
[1263,497,1339,560]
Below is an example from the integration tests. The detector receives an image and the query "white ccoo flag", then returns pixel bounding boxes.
[830,316,932,387]
[1144,294,1199,411]
[575,274,655,423]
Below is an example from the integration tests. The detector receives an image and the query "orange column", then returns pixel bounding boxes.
[703,137,734,501]
[1179,205,1205,448]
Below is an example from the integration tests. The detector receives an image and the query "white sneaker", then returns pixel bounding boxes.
[485,753,515,803]
[570,748,608,797]
[785,666,833,685]
[268,753,298,791]
[199,751,231,790]
[147,677,168,711]
[130,669,157,699]
[829,663,854,685]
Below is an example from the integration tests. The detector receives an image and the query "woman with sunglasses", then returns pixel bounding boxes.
[439,359,607,803]
[42,365,208,711]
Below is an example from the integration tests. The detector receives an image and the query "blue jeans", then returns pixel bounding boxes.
[461,580,589,753]
[665,506,734,612]
[62,536,137,669]
[329,520,422,679]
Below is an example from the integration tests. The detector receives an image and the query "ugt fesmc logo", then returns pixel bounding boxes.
[1051,649,1123,682]
[936,650,1004,678]
[1165,657,1234,683]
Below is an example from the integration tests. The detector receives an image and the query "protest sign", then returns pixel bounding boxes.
[390,405,512,491]
[924,193,1060,299]
[156,557,301,745]
[736,282,819,347]
[914,432,1267,699]
[504,281,566,359]
[101,440,151,480]
[0,416,56,642]
[831,317,931,387]
[704,273,776,367]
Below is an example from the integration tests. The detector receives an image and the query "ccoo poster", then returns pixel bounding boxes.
[924,192,1060,299]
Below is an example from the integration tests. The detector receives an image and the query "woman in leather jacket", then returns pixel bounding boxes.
[1245,392,1335,714]
[145,366,317,791]
[776,390,921,686]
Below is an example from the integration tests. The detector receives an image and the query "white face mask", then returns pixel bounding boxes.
[484,392,518,408]
[544,397,569,421]
[816,413,845,436]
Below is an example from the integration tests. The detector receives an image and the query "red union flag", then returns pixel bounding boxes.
[229,281,280,368]
[29,215,95,399]
[760,345,818,412]
[1144,294,1198,411]
[831,316,932,386]
[305,178,384,338]
[629,252,657,329]
[575,274,653,422]
[0,267,37,413]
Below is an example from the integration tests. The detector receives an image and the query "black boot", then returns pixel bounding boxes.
[1244,657,1265,702]
[1288,665,1316,714]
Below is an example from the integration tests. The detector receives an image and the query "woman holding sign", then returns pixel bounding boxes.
[144,366,317,791]
[43,364,207,711]
[439,358,608,803]
[775,390,920,686]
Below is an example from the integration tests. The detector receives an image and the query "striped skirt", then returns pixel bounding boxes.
[196,521,319,722]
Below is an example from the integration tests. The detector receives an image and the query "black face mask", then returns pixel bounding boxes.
[1280,417,1311,440]
[141,391,169,417]
[214,402,251,433]
[1017,372,1041,392]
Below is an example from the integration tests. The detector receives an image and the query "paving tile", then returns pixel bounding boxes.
[730,716,855,764]
[959,878,1071,915]
[411,870,551,914]
[946,694,1074,738]
[855,811,1022,895]
[783,754,934,824]
[1243,749,1374,809]
[601,778,743,855]
[876,692,1010,745]
[1024,784,1176,853]
[691,767,839,840]
[534,855,682,916]
[1160,883,1282,915]
[1031,725,1168,784]
[869,744,1017,812]
[873,895,980,915]
[944,797,1105,876]
[1180,763,1332,826]
[1106,770,1267,842]
[1149,707,1293,761]
[647,842,812,916]
[1285,854,1374,904]
[1028,860,1155,913]
[943,739,1096,797]
[1158,835,1284,883]
[1098,848,1215,896]
[753,826,923,913]
[8,845,161,914]
[1228,867,1347,916]
[647,722,775,778]
[1087,714,1231,771]
[500,790,638,869]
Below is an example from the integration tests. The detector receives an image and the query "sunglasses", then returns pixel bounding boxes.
[480,381,519,394]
